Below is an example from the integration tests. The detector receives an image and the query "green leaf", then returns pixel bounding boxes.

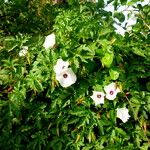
[101,53,114,68]
[130,97,140,104]
[93,84,103,91]
[132,105,140,120]
[110,109,116,124]
[97,120,104,135]
[132,47,145,57]
[120,0,127,5]
[114,12,125,22]
[109,69,120,80]
[97,0,104,8]
[113,0,118,10]
[140,143,150,150]
[34,80,43,91]
[115,127,126,136]
[146,82,150,91]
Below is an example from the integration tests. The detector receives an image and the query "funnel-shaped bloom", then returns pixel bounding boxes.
[117,108,130,123]
[90,91,105,105]
[56,68,77,88]
[104,82,121,100]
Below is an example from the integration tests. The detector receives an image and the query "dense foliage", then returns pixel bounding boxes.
[0,0,150,149]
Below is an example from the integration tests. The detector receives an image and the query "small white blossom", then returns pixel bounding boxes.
[90,91,105,105]
[117,108,130,123]
[43,33,56,49]
[54,59,69,74]
[56,68,77,88]
[104,82,121,100]
[19,46,28,57]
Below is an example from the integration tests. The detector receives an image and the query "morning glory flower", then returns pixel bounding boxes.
[56,68,77,88]
[104,82,121,100]
[90,91,105,105]
[54,59,69,74]
[19,46,28,57]
[43,33,56,49]
[117,108,130,123]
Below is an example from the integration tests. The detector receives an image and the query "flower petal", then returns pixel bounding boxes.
[54,59,69,74]
[117,108,130,123]
[43,33,56,49]
[105,92,117,100]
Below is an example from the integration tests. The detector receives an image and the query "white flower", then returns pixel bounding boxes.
[56,68,77,88]
[126,14,137,31]
[43,33,56,49]
[19,46,28,57]
[54,59,69,74]
[117,108,130,123]
[113,23,126,36]
[90,91,105,105]
[104,82,121,100]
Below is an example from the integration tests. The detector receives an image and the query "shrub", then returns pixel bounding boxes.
[0,0,150,149]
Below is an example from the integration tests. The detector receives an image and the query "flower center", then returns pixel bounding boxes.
[110,91,114,95]
[97,94,101,98]
[63,73,68,78]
